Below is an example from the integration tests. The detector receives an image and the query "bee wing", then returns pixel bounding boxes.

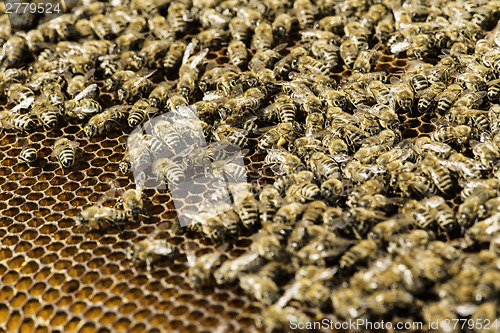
[134,171,147,193]
[182,41,197,65]
[11,97,35,113]
[74,84,99,101]
[423,196,445,209]
[83,68,96,82]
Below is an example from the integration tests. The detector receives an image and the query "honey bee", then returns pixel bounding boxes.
[396,171,436,198]
[162,40,187,71]
[391,78,414,111]
[417,81,446,114]
[239,263,287,305]
[273,201,305,226]
[118,71,155,102]
[7,83,35,106]
[343,160,387,183]
[339,239,378,270]
[228,17,250,42]
[51,138,79,168]
[127,99,156,128]
[256,122,299,152]
[296,55,330,76]
[258,185,282,224]
[227,40,248,68]
[296,231,351,265]
[195,28,228,48]
[18,138,37,164]
[251,22,273,50]
[84,106,125,138]
[430,124,472,147]
[102,175,145,221]
[186,249,222,290]
[77,205,128,230]
[152,158,185,186]
[293,0,318,29]
[375,14,395,42]
[286,182,321,203]
[214,251,266,284]
[256,304,311,333]
[459,191,496,227]
[178,47,208,98]
[272,13,293,39]
[120,50,146,71]
[0,35,27,69]
[436,83,464,114]
[353,48,380,73]
[0,68,27,92]
[167,1,190,36]
[308,151,342,181]
[31,97,61,129]
[368,289,416,317]
[147,81,174,109]
[105,70,137,92]
[471,139,500,167]
[129,238,175,270]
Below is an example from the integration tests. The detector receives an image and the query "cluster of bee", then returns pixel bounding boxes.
[1,0,500,331]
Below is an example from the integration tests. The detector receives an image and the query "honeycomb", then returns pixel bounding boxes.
[1,2,499,333]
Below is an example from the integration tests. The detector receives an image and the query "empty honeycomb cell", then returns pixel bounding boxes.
[49,311,69,327]
[42,288,61,303]
[138,295,158,307]
[63,317,82,332]
[14,277,33,291]
[83,307,103,321]
[81,271,100,285]
[28,282,46,298]
[69,302,87,315]
[99,312,117,326]
[19,318,35,333]
[6,310,22,332]
[20,260,39,275]
[57,295,75,308]
[7,255,25,269]
[2,271,19,285]
[23,299,41,316]
[33,235,51,246]
[78,322,97,333]
[112,317,132,331]
[9,292,27,308]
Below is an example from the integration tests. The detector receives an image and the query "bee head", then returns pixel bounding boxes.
[84,125,97,138]
[117,88,129,102]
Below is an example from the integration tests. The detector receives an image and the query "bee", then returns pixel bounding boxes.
[101,176,146,221]
[459,191,497,227]
[391,78,414,111]
[286,182,321,203]
[436,84,464,114]
[195,28,228,48]
[396,172,436,198]
[178,47,208,98]
[0,102,36,133]
[66,70,96,99]
[212,124,248,148]
[273,170,313,195]
[51,138,79,168]
[77,205,128,230]
[148,81,175,109]
[273,47,307,78]
[7,83,35,106]
[259,185,283,224]
[0,35,27,69]
[152,158,185,186]
[417,82,446,114]
[118,71,155,102]
[272,13,293,39]
[186,250,222,290]
[366,80,392,105]
[419,153,453,193]
[257,122,299,152]
[18,138,37,164]
[228,17,250,42]
[296,230,351,265]
[127,99,156,128]
[344,22,371,47]
[105,70,137,92]
[343,160,387,183]
[353,48,380,74]
[471,139,500,167]
[375,14,395,42]
[293,0,318,29]
[167,1,190,36]
[220,88,265,116]
[120,51,146,71]
[339,239,378,270]
[239,273,279,306]
[31,97,61,129]
[296,55,330,76]
[84,106,125,138]
[265,147,304,175]
[129,238,175,270]
[431,124,472,146]
[162,40,187,71]
[0,68,28,91]
[256,305,311,333]
[251,22,273,50]
[466,213,500,245]
[214,251,266,285]
[198,8,231,29]
[227,40,248,68]
[273,201,305,226]
[454,90,486,109]
[308,151,342,181]
[368,289,416,317]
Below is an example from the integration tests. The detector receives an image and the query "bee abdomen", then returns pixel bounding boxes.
[19,147,37,163]
[58,147,76,168]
